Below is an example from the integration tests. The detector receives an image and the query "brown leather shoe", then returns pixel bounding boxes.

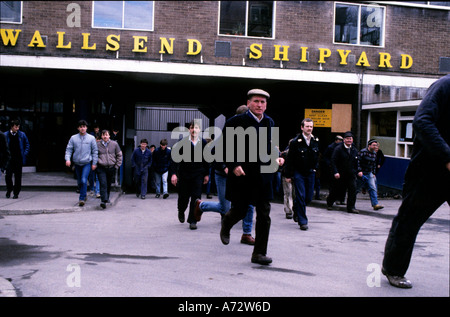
[194,199,203,222]
[240,234,255,245]
[373,204,384,210]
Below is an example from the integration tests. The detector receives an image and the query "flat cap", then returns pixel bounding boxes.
[343,131,354,138]
[247,88,270,99]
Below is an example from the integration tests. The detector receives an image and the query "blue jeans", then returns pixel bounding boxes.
[134,169,148,197]
[154,170,168,195]
[357,172,379,206]
[200,172,254,234]
[88,169,99,194]
[75,163,92,201]
[200,172,230,214]
[242,205,254,235]
[292,171,315,225]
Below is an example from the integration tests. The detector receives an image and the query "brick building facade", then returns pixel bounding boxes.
[1,1,449,189]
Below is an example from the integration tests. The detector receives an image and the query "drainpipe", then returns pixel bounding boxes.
[356,71,364,149]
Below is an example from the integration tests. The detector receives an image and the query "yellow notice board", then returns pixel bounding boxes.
[304,109,332,127]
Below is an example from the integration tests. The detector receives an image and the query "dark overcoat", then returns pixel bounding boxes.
[330,142,360,177]
[224,111,277,205]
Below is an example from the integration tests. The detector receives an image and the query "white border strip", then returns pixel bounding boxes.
[362,99,422,110]
[0,55,438,88]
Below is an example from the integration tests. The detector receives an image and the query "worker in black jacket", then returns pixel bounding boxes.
[326,131,362,213]
[171,120,210,230]
[0,131,10,175]
[382,74,450,289]
[284,118,320,230]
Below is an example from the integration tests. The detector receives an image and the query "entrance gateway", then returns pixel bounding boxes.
[134,105,225,149]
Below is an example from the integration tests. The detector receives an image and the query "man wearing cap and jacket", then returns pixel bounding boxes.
[219,88,284,265]
[357,139,384,210]
[326,131,362,213]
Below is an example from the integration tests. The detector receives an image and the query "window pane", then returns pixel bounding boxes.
[124,1,153,30]
[219,1,246,35]
[0,1,21,23]
[93,1,123,28]
[399,120,414,142]
[360,6,383,46]
[370,112,396,156]
[334,4,358,44]
[248,1,273,37]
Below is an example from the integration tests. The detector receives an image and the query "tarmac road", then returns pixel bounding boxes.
[0,187,448,300]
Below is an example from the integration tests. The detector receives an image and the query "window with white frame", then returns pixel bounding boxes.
[334,2,385,46]
[92,1,154,31]
[0,1,22,23]
[369,110,416,158]
[219,1,274,38]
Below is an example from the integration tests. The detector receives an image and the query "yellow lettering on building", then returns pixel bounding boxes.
[400,54,413,69]
[187,39,202,55]
[56,31,71,49]
[106,34,120,51]
[0,29,21,46]
[249,43,262,59]
[81,33,96,50]
[299,47,308,63]
[1,30,416,71]
[28,30,46,48]
[337,49,351,65]
[132,36,148,53]
[160,37,175,54]
[378,52,392,68]
[273,45,289,61]
[356,51,370,67]
[318,48,331,64]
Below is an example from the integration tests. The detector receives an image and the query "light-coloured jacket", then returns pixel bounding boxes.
[65,133,98,166]
[97,140,122,169]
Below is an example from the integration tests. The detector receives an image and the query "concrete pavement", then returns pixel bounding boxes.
[0,172,448,297]
[0,172,122,215]
[0,172,123,296]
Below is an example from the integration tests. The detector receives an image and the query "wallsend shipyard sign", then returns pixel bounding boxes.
[1,29,414,69]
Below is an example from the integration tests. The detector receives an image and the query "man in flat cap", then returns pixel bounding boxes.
[357,139,384,210]
[326,131,362,213]
[220,88,284,265]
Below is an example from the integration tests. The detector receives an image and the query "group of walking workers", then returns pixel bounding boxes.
[170,88,387,266]
[62,74,449,290]
[131,138,172,200]
[65,120,122,209]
